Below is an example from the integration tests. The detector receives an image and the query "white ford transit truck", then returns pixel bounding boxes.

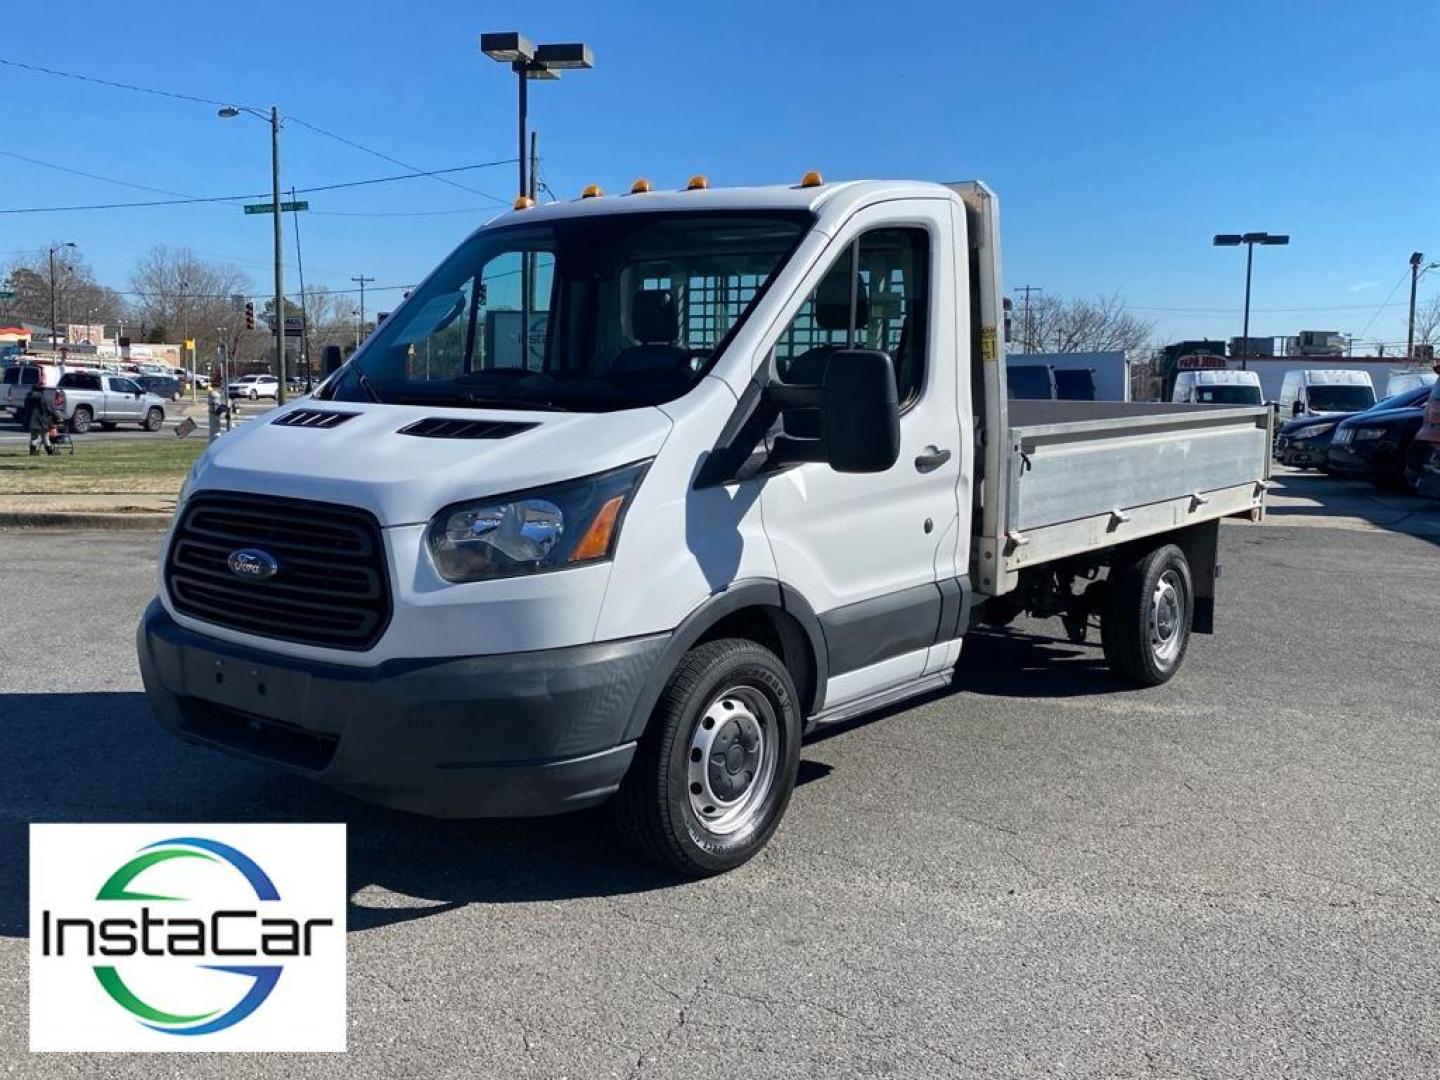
[139,177,1271,874]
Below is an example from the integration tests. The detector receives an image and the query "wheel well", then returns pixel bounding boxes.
[694,605,819,717]
[74,403,92,415]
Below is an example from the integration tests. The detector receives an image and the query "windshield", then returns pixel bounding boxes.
[1195,384,1261,405]
[323,210,812,412]
[1309,385,1374,412]
[1007,365,1054,399]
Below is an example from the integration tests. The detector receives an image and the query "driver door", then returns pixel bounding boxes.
[759,200,964,710]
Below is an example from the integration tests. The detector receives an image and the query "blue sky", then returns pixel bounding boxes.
[3,0,1436,347]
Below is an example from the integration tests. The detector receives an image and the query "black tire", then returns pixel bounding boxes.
[613,638,802,876]
[1101,543,1193,687]
[69,406,92,434]
[248,388,258,400]
[143,407,164,432]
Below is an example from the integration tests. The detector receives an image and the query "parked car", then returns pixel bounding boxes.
[1,361,64,424]
[1273,385,1431,469]
[1278,369,1375,419]
[135,375,184,402]
[1172,369,1263,406]
[48,372,167,433]
[1409,380,1440,498]
[1382,370,1438,398]
[1326,391,1431,489]
[227,374,280,400]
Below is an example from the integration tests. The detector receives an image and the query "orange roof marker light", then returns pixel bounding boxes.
[686,175,709,191]
[581,184,604,199]
[513,195,535,210]
[799,170,824,188]
[630,178,653,194]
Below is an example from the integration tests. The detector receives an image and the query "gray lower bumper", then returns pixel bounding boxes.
[137,599,668,817]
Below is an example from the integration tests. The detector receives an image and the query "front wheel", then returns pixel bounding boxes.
[1402,441,1430,494]
[143,407,164,432]
[613,638,802,876]
[1101,543,1193,687]
[248,389,258,400]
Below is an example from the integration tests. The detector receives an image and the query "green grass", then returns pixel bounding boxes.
[0,435,204,494]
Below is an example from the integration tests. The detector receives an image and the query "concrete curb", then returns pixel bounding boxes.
[0,511,170,530]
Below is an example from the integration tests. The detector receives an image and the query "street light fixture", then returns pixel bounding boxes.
[48,242,76,351]
[218,103,288,403]
[480,31,594,201]
[1212,231,1289,369]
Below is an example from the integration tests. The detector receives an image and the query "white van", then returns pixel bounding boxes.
[137,178,1269,874]
[1277,369,1375,419]
[1172,369,1262,406]
[1383,370,1438,398]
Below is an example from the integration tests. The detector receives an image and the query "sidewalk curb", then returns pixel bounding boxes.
[0,510,170,530]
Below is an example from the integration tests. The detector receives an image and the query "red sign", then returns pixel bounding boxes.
[1176,353,1228,370]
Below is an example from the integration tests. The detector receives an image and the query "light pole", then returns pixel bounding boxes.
[351,274,374,344]
[48,242,75,350]
[218,104,287,403]
[479,34,594,200]
[1405,252,1440,362]
[1213,231,1289,370]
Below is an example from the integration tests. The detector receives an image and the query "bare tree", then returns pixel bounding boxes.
[1411,293,1440,350]
[129,247,253,371]
[1017,292,1155,355]
[1,245,123,335]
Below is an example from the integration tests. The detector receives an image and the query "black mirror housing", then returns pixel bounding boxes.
[821,350,901,473]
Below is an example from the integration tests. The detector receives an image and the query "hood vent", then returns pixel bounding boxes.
[397,417,538,440]
[271,408,359,429]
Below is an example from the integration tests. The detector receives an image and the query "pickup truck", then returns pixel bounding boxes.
[138,177,1270,875]
[48,372,167,433]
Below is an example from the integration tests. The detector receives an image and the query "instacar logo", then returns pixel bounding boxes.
[30,824,346,1053]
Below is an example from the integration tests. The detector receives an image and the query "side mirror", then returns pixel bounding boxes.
[1292,400,1304,417]
[766,349,901,475]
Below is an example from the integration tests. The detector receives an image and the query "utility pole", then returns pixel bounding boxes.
[270,106,286,404]
[1405,252,1439,361]
[291,187,311,388]
[1013,285,1042,352]
[351,274,375,345]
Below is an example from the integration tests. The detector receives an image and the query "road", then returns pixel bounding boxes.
[0,400,277,446]
[2,519,1438,1077]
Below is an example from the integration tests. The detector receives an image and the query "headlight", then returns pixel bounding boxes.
[427,461,650,583]
[1352,427,1384,441]
[1294,423,1334,441]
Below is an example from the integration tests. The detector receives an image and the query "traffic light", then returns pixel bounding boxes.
[244,301,255,331]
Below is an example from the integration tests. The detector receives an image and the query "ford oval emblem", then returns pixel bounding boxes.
[227,548,279,581]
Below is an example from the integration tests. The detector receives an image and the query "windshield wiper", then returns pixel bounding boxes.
[389,391,572,412]
[353,367,380,403]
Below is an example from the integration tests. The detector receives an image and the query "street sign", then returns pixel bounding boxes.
[243,200,309,215]
[283,315,305,338]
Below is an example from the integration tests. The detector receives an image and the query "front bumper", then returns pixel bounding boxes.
[1326,438,1400,479]
[137,599,668,817]
[1274,436,1330,467]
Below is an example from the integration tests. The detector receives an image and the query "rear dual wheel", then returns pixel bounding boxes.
[614,639,801,876]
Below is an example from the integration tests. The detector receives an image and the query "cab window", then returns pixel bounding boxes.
[772,227,929,408]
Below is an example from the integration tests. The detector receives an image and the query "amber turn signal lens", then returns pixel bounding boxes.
[570,495,626,561]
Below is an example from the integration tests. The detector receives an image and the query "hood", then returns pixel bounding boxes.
[1338,406,1423,429]
[190,402,673,526]
[1280,414,1349,437]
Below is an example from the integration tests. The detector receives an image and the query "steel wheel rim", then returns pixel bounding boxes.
[1150,569,1184,665]
[687,684,777,837]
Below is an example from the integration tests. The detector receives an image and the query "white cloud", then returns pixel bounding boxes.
[1347,280,1380,293]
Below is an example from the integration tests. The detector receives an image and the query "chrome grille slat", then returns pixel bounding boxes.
[165,492,391,650]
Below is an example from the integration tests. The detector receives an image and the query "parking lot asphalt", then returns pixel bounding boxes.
[2,518,1438,1077]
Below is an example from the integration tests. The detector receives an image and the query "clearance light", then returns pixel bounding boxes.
[513,195,535,210]
[581,184,603,199]
[799,170,824,188]
[686,175,709,191]
[630,178,653,194]
[570,495,626,562]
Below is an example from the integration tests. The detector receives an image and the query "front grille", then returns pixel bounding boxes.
[178,698,339,771]
[166,492,391,651]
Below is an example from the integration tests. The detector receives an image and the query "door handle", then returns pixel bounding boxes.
[914,446,952,473]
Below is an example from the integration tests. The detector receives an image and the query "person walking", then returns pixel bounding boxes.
[24,384,60,456]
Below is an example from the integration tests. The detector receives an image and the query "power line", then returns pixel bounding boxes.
[0,57,240,108]
[0,150,207,201]
[0,159,515,215]
[1357,266,1414,339]
[285,116,511,207]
